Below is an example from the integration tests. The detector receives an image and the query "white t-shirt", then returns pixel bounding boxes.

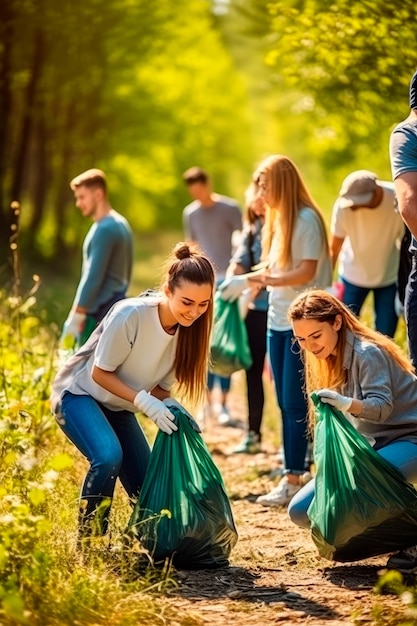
[331,182,404,287]
[51,297,178,413]
[268,207,332,331]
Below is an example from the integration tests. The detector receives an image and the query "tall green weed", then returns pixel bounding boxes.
[0,270,183,625]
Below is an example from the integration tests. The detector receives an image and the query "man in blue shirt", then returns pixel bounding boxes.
[60,168,133,348]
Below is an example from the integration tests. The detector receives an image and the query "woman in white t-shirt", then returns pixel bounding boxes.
[220,154,331,507]
[51,242,215,542]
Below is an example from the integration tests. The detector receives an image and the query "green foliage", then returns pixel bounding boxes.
[1,0,254,264]
[0,276,196,625]
[262,0,417,164]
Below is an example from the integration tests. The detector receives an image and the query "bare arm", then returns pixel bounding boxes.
[349,398,364,415]
[329,235,344,270]
[226,261,246,277]
[92,365,137,403]
[395,172,417,239]
[248,259,318,288]
[91,366,170,403]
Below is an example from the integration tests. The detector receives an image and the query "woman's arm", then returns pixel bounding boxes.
[92,366,171,404]
[226,261,246,277]
[92,365,137,403]
[248,259,318,288]
[149,384,171,401]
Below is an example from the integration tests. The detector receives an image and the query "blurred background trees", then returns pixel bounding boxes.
[1,0,417,279]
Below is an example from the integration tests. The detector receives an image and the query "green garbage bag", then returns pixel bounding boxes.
[308,392,417,562]
[210,293,252,376]
[128,405,238,569]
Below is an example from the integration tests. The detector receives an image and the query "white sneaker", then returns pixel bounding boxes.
[217,405,233,426]
[256,473,311,507]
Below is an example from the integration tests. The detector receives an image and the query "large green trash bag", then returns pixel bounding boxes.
[210,292,253,376]
[128,405,238,569]
[308,392,417,562]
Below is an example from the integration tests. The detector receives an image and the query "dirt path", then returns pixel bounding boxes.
[167,379,417,625]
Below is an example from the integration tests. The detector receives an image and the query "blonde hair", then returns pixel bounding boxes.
[160,242,215,406]
[253,154,328,268]
[243,181,260,226]
[288,289,414,426]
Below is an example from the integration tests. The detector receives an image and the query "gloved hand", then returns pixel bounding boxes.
[317,388,353,412]
[163,398,202,433]
[60,311,87,349]
[134,390,178,434]
[218,275,249,302]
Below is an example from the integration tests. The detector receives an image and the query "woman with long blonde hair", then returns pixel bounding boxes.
[220,155,332,505]
[288,289,417,573]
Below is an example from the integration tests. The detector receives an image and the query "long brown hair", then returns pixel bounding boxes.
[160,242,215,406]
[253,154,328,268]
[288,289,414,425]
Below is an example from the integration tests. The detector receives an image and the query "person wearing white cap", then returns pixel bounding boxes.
[329,169,404,337]
[390,68,417,368]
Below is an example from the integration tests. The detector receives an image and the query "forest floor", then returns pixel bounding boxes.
[163,373,417,626]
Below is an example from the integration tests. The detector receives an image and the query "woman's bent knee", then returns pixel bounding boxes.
[288,498,311,529]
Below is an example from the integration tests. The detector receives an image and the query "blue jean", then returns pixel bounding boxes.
[58,392,151,535]
[341,277,398,338]
[268,328,308,473]
[207,372,231,393]
[405,256,417,368]
[288,440,417,529]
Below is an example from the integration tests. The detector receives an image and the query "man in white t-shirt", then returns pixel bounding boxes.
[330,169,404,337]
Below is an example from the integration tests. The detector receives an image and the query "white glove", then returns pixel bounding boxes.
[134,390,178,435]
[218,275,249,302]
[317,388,352,412]
[163,398,201,433]
[60,311,87,349]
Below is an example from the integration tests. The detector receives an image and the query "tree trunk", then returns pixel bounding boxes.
[10,28,44,204]
[0,1,14,272]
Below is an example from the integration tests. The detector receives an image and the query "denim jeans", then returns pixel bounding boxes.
[405,256,417,368]
[58,392,151,535]
[268,328,308,473]
[288,440,417,529]
[341,277,398,338]
[207,372,231,393]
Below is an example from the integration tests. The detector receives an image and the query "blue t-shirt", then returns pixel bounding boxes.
[390,119,417,252]
[74,211,133,314]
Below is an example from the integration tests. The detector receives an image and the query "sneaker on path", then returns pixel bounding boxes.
[386,545,417,574]
[256,473,312,507]
[232,431,261,454]
[217,405,241,427]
